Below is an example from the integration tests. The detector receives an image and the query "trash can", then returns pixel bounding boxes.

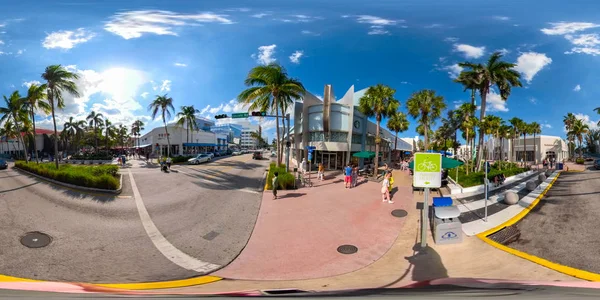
[557,163,563,170]
[433,206,463,245]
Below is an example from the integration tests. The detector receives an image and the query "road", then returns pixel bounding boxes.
[511,164,600,273]
[0,154,269,283]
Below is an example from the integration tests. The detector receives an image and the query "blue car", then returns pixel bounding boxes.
[0,159,7,170]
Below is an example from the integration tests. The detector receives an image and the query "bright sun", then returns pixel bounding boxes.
[100,67,145,101]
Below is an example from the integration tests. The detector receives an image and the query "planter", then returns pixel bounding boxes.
[66,159,113,165]
[14,167,122,194]
[450,170,536,195]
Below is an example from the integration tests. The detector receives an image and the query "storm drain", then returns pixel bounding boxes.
[20,232,52,248]
[203,231,220,241]
[337,244,358,254]
[391,209,408,218]
[487,225,521,245]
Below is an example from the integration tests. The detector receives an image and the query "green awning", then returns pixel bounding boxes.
[408,156,464,169]
[353,151,375,159]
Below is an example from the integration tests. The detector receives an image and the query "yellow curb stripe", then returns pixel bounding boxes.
[477,171,600,281]
[0,274,222,290]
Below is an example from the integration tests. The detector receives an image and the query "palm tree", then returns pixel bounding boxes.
[484,115,502,161]
[569,119,589,159]
[117,124,129,150]
[86,111,104,152]
[457,103,476,172]
[176,105,200,143]
[148,94,175,157]
[386,111,409,153]
[103,119,114,155]
[563,113,577,160]
[530,122,541,165]
[497,124,512,165]
[131,120,145,150]
[238,63,305,165]
[2,120,19,156]
[521,122,533,165]
[63,117,86,155]
[21,83,51,163]
[406,89,446,151]
[508,117,524,163]
[42,65,81,168]
[458,52,523,170]
[358,84,400,177]
[0,91,29,161]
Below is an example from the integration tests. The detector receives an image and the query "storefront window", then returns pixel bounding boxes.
[329,132,348,142]
[309,131,324,142]
[351,134,362,144]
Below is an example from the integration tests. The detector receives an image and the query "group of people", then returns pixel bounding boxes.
[343,164,361,188]
[542,157,556,169]
[492,173,506,187]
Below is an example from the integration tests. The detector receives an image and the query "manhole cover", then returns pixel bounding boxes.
[337,245,358,254]
[20,232,51,248]
[391,209,408,218]
[203,231,220,241]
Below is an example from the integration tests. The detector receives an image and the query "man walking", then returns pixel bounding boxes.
[344,164,353,189]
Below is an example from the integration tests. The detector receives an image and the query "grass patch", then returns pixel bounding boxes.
[449,161,528,188]
[15,161,120,190]
[265,163,296,190]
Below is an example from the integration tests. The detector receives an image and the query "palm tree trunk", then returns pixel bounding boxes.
[94,124,98,152]
[394,131,398,153]
[533,133,537,166]
[476,92,487,171]
[523,133,526,166]
[164,121,171,157]
[30,108,39,163]
[275,101,281,165]
[49,93,60,168]
[12,116,27,162]
[465,127,470,175]
[105,130,109,156]
[374,114,381,179]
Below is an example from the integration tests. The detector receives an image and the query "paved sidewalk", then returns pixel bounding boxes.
[213,170,411,280]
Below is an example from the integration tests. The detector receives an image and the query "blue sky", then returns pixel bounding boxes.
[1,0,600,143]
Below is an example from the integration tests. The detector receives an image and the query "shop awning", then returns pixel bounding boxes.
[408,156,464,170]
[183,143,218,147]
[134,144,151,148]
[352,151,375,159]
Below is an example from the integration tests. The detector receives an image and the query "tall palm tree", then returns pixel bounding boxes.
[86,111,104,152]
[508,117,524,163]
[0,91,29,161]
[2,120,19,156]
[103,119,114,155]
[406,89,446,151]
[42,64,81,168]
[63,117,86,155]
[148,94,175,157]
[176,105,200,143]
[458,52,523,170]
[358,84,400,177]
[238,63,305,165]
[131,119,145,150]
[521,122,532,165]
[529,122,541,164]
[497,124,512,164]
[457,103,476,172]
[483,115,502,161]
[21,83,50,163]
[386,111,409,153]
[117,124,129,150]
[569,119,589,159]
[564,113,577,160]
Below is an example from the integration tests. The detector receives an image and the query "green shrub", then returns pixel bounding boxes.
[265,163,296,190]
[15,161,120,190]
[576,158,585,164]
[449,164,528,188]
[70,153,113,160]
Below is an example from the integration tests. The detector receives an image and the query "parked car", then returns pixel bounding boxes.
[188,154,211,165]
[594,159,600,170]
[0,159,7,170]
[252,151,263,160]
[232,151,242,156]
[201,152,214,159]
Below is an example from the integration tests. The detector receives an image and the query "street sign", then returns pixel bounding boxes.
[413,153,442,188]
[232,112,249,118]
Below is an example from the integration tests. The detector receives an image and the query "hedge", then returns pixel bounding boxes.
[15,161,120,190]
[576,158,585,164]
[265,163,296,190]
[70,153,113,160]
[449,164,528,188]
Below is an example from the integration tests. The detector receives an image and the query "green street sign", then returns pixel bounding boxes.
[232,112,249,119]
[413,153,442,188]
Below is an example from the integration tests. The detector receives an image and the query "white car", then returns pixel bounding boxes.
[188,154,211,165]
[232,151,242,156]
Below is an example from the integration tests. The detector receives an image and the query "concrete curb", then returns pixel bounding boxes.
[14,167,122,195]
[476,172,600,281]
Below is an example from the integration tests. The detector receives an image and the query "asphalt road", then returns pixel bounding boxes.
[0,154,269,283]
[510,163,600,273]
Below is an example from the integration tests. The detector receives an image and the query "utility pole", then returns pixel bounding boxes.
[286,113,291,173]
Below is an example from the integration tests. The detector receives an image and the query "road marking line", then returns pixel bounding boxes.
[128,169,221,273]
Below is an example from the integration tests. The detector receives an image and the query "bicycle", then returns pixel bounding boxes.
[417,160,437,172]
[299,172,313,187]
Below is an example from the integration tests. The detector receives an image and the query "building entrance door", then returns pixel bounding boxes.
[321,152,338,170]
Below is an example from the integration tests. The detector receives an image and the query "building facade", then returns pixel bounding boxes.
[291,84,413,170]
[1,128,61,158]
[210,124,243,144]
[484,135,569,163]
[241,125,260,149]
[137,123,227,156]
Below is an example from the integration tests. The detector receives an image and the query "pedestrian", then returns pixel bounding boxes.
[550,158,554,169]
[272,172,279,200]
[317,163,324,181]
[166,156,172,170]
[351,164,358,187]
[121,155,126,167]
[117,156,122,166]
[543,159,548,169]
[344,164,353,189]
[388,171,394,194]
[301,158,307,176]
[381,172,393,204]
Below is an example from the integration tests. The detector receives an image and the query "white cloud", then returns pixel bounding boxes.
[224,8,250,12]
[356,15,398,26]
[251,13,270,18]
[22,80,41,87]
[424,23,443,28]
[209,103,224,114]
[453,43,485,59]
[514,52,552,83]
[562,33,600,56]
[497,48,510,55]
[199,104,211,115]
[540,22,600,35]
[301,30,320,36]
[444,37,458,42]
[542,123,552,129]
[574,113,599,130]
[289,50,303,64]
[140,92,149,98]
[573,84,581,92]
[42,28,95,49]
[453,100,464,109]
[151,79,171,92]
[0,40,4,45]
[443,64,463,79]
[174,62,187,67]
[104,10,233,39]
[400,81,409,84]
[368,25,389,35]
[252,44,276,64]
[565,47,600,55]
[485,89,509,112]
[529,97,537,104]
[16,49,24,55]
[493,16,510,21]
[275,14,323,23]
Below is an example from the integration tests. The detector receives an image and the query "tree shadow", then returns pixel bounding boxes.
[183,168,264,191]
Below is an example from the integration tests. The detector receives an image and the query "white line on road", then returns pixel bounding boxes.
[127,169,221,274]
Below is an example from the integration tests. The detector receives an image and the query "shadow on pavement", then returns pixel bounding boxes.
[0,174,24,179]
[183,168,263,191]
[47,184,117,203]
[405,243,449,282]
[0,182,39,193]
[278,193,306,199]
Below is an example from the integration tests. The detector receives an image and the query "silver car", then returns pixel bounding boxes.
[188,154,211,165]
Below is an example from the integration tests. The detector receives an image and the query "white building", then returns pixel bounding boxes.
[241,125,260,149]
[137,123,228,156]
[1,128,60,158]
[483,135,569,163]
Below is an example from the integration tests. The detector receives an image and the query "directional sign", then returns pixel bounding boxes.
[232,112,249,118]
[413,153,442,188]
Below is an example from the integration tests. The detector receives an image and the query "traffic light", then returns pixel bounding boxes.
[251,111,267,117]
[214,114,228,119]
